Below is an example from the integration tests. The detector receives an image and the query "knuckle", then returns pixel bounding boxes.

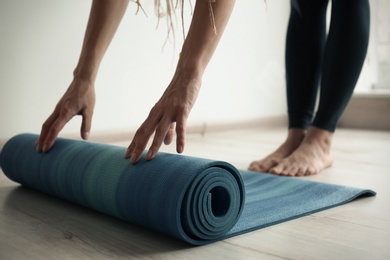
[41,121,51,131]
[155,126,166,135]
[176,123,186,133]
[135,127,149,138]
[48,125,60,136]
[150,104,159,113]
[176,104,189,114]
[60,106,72,117]
[132,147,143,154]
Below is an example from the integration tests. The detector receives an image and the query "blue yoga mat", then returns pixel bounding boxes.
[0,133,375,245]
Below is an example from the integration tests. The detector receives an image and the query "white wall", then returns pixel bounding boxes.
[0,0,290,140]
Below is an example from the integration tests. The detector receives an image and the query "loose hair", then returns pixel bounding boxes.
[131,0,267,46]
[132,0,216,43]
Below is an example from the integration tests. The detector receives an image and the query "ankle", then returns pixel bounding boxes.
[305,126,333,151]
[286,128,307,146]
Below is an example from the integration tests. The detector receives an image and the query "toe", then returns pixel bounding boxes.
[249,159,278,173]
[306,166,318,176]
[248,162,260,171]
[296,167,307,177]
[285,166,299,176]
[269,164,284,175]
[248,161,263,172]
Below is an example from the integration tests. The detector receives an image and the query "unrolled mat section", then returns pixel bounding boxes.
[0,134,375,245]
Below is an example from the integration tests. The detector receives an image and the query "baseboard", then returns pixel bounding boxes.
[185,116,288,135]
[0,116,288,149]
[339,93,390,131]
[83,116,288,143]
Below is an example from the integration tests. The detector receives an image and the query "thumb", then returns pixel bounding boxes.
[81,111,93,140]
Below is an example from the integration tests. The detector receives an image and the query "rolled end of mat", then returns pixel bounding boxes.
[180,166,244,244]
[0,133,245,245]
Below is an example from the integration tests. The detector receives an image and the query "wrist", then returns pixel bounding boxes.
[73,54,100,82]
[176,50,205,81]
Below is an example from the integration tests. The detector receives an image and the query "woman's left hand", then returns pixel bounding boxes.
[125,73,202,164]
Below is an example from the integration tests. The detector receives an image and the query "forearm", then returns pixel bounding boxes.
[74,0,129,81]
[177,0,235,79]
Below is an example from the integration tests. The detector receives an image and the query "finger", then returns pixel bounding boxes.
[41,111,73,152]
[126,122,157,164]
[175,113,187,154]
[164,123,175,145]
[126,106,164,163]
[124,135,136,158]
[36,109,60,152]
[41,118,69,152]
[125,137,145,162]
[80,110,93,140]
[146,120,172,161]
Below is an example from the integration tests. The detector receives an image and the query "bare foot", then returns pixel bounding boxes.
[269,127,334,176]
[248,128,306,172]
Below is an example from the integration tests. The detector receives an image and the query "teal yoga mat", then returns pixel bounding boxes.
[0,133,375,245]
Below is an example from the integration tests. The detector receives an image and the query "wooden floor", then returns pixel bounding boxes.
[1,125,389,260]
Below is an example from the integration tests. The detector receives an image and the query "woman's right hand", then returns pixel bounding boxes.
[36,77,96,153]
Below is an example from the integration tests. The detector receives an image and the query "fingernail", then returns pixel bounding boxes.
[146,150,153,160]
[124,149,130,158]
[42,144,47,153]
[83,131,90,140]
[178,145,183,153]
[36,144,41,152]
[130,153,136,164]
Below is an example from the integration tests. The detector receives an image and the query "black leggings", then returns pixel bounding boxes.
[286,0,370,132]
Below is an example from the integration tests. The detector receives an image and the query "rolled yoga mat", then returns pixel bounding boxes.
[0,133,375,245]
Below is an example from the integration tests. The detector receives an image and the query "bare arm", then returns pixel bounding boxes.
[36,0,129,152]
[125,0,236,163]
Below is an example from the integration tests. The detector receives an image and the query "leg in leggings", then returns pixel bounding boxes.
[314,0,370,131]
[249,0,370,176]
[286,0,329,130]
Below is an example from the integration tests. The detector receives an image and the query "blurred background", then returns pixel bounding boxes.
[0,0,388,141]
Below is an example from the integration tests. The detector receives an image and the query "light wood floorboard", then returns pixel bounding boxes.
[1,126,389,260]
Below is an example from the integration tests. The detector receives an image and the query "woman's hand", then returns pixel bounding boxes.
[125,0,235,164]
[125,73,201,163]
[36,78,96,152]
[35,0,129,152]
